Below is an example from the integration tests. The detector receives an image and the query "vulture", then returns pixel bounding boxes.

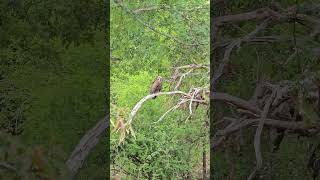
[150,76,162,99]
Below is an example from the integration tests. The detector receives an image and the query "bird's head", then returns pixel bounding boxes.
[157,76,163,82]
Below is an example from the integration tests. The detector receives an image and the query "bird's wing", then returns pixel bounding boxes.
[153,81,162,93]
[158,82,162,92]
[150,79,158,94]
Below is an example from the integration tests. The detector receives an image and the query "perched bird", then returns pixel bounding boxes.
[150,76,162,99]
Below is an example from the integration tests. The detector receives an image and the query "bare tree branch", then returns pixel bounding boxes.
[211,118,318,151]
[174,69,193,90]
[0,162,17,172]
[126,91,189,125]
[212,92,262,115]
[171,64,209,90]
[211,19,270,90]
[249,89,276,180]
[153,99,189,124]
[66,115,109,178]
[212,8,281,26]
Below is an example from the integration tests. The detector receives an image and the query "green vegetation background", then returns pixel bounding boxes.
[0,0,107,179]
[111,0,209,179]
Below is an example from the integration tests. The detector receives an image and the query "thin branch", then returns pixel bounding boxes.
[0,162,17,172]
[284,48,299,65]
[211,19,270,89]
[189,89,200,115]
[212,92,262,115]
[213,35,315,51]
[212,8,281,26]
[126,91,189,125]
[153,99,189,124]
[172,64,209,90]
[249,90,276,180]
[174,69,193,90]
[211,118,317,151]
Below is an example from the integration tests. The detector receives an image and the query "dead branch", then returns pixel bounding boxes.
[171,64,209,90]
[212,8,281,26]
[211,19,270,89]
[212,92,262,115]
[212,4,315,27]
[212,118,318,151]
[153,99,189,124]
[126,91,189,125]
[249,89,276,180]
[174,69,193,90]
[189,88,201,115]
[213,34,316,52]
[212,77,320,153]
[66,115,109,178]
[284,48,300,65]
[127,84,210,127]
[0,162,17,172]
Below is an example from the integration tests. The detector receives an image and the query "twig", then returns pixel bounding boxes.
[211,19,270,89]
[174,69,193,90]
[248,90,276,180]
[212,92,262,115]
[189,89,200,115]
[126,91,189,125]
[212,8,280,26]
[152,99,189,124]
[172,64,209,90]
[211,118,317,151]
[213,35,314,50]
[0,162,17,172]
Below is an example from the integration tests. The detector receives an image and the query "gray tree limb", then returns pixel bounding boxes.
[66,115,109,178]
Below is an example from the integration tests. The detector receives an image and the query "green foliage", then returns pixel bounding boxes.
[111,0,209,178]
[0,0,107,179]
